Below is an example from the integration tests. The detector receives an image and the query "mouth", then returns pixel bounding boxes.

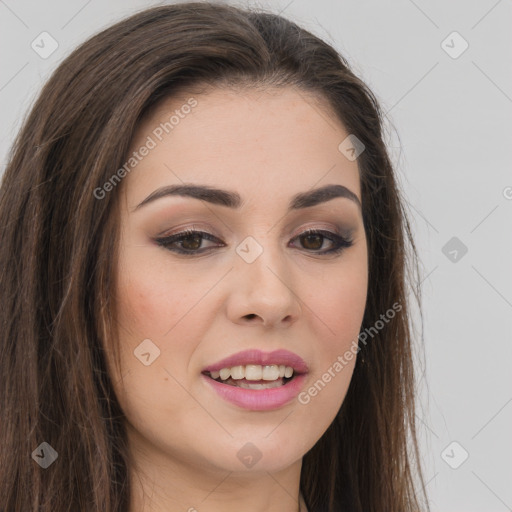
[201,350,309,411]
[202,364,300,390]
[201,349,308,395]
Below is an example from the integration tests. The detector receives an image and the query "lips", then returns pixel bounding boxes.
[201,349,309,411]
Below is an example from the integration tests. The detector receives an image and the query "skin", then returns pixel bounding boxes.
[108,86,368,512]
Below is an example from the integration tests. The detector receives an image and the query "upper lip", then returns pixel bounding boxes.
[202,349,309,374]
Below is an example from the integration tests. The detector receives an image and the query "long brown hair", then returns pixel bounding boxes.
[0,3,428,511]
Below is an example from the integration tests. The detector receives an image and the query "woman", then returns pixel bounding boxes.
[0,3,429,511]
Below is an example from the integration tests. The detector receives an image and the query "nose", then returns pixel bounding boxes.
[225,243,302,328]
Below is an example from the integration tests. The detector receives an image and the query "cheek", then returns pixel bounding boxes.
[116,277,175,336]
[322,274,367,333]
[115,244,198,337]
[299,247,367,406]
[112,248,200,406]
[111,264,204,437]
[306,245,368,346]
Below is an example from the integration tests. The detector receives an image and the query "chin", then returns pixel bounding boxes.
[204,436,306,475]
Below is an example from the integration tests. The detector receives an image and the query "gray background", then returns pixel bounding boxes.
[1,0,511,510]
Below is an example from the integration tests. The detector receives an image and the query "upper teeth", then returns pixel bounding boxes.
[210,364,294,381]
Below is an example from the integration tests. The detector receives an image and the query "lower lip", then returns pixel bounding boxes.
[201,374,307,411]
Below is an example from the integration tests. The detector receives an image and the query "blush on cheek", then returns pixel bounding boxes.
[116,272,171,332]
[116,286,151,334]
[326,289,366,326]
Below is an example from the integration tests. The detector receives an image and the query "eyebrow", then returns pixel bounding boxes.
[133,183,361,212]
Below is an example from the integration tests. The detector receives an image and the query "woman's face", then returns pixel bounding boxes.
[110,86,368,477]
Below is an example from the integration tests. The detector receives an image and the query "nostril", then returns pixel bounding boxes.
[245,314,257,320]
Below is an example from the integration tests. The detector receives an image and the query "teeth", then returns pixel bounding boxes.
[210,364,295,381]
[245,364,262,380]
[219,368,231,380]
[230,365,244,379]
[236,379,283,390]
[262,365,280,380]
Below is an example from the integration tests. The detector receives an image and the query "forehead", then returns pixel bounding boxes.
[123,86,361,207]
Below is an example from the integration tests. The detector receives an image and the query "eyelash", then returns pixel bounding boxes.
[155,227,354,256]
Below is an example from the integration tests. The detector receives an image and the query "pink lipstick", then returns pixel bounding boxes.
[201,349,308,411]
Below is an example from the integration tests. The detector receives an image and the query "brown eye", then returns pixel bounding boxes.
[291,229,354,255]
[300,233,324,250]
[180,233,203,251]
[155,230,224,254]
